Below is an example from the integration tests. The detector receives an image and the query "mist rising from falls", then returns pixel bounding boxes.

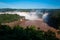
[0,11,43,20]
[17,12,40,20]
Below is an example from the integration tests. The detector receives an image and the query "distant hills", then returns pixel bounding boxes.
[0,8,60,12]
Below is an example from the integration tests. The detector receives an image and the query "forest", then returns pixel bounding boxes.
[0,25,59,40]
[0,14,21,23]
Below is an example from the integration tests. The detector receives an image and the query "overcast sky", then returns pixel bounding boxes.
[0,0,60,9]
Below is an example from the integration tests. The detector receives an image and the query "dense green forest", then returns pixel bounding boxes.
[0,25,59,40]
[0,14,21,23]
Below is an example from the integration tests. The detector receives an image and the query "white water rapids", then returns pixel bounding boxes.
[0,11,43,20]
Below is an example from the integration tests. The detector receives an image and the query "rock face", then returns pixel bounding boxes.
[42,13,59,29]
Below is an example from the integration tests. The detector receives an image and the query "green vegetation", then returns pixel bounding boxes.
[0,25,59,40]
[0,14,21,23]
[50,10,60,29]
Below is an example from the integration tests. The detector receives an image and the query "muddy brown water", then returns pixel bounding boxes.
[1,19,60,39]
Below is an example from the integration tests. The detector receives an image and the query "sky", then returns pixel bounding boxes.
[0,0,60,9]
